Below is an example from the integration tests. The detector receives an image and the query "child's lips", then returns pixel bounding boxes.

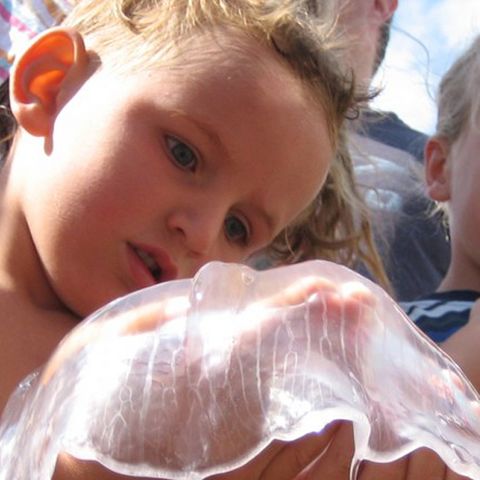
[127,242,178,290]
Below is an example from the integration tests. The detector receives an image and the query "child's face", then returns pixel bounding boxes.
[15,29,333,317]
[442,123,480,261]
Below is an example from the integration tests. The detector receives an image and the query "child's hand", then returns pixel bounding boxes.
[289,422,472,480]
[53,425,472,480]
[52,423,340,479]
[209,422,471,480]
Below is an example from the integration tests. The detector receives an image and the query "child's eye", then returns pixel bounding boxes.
[166,135,198,171]
[224,215,249,245]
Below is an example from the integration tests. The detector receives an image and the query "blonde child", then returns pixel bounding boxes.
[0,0,468,479]
[402,34,480,391]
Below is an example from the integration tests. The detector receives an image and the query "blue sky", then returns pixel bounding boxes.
[371,0,480,134]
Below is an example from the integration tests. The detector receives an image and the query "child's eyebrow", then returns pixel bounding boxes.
[173,110,230,159]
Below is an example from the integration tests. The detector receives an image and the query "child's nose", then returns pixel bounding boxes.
[166,205,224,258]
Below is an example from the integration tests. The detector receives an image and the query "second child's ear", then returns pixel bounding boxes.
[10,28,89,137]
[425,136,451,202]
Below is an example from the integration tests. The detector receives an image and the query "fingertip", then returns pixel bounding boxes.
[340,281,375,306]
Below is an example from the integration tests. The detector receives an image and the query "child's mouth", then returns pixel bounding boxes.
[134,247,162,282]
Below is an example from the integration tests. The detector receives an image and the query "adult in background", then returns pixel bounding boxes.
[335,0,451,301]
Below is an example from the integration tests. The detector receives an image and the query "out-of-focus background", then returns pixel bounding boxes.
[371,0,480,135]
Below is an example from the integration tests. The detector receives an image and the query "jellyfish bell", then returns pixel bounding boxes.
[1,260,480,479]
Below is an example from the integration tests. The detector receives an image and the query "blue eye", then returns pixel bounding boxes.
[166,135,197,171]
[224,215,249,245]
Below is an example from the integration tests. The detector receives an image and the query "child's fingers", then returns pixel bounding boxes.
[293,279,376,334]
[294,420,355,480]
[304,281,377,371]
[207,276,339,370]
[403,448,447,479]
[115,295,190,335]
[222,278,377,415]
[207,421,342,480]
[296,423,427,480]
[254,423,341,480]
[404,447,471,480]
[245,276,376,343]
[265,275,337,308]
[42,295,189,383]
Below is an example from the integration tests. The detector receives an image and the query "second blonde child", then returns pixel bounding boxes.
[403,34,480,390]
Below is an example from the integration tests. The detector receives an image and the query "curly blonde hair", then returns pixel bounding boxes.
[2,0,388,288]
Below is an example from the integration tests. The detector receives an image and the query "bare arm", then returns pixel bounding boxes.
[441,299,480,391]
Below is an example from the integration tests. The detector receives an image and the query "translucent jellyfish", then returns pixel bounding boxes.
[1,260,480,479]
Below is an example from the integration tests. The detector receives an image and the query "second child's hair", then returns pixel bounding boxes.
[435,34,480,144]
[1,0,388,288]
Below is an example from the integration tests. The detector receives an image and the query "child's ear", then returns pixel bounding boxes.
[425,136,451,202]
[10,28,89,137]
